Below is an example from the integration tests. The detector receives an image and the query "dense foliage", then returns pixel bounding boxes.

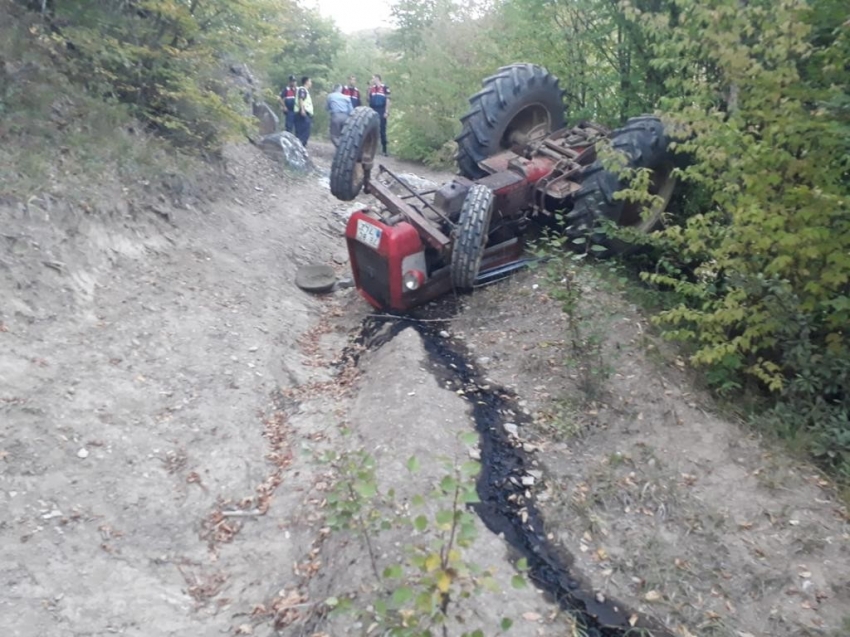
[639,0,850,477]
[6,0,341,152]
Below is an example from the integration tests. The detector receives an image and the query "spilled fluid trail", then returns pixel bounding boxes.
[351,311,671,637]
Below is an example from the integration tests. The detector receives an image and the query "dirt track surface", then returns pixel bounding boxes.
[0,143,359,636]
[2,140,849,637]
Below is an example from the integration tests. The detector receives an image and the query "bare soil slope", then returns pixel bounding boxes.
[1,144,356,636]
[2,139,848,637]
[455,269,850,637]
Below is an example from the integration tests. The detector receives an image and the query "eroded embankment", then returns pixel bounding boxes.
[347,313,670,637]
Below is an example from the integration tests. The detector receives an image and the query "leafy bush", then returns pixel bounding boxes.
[10,0,340,153]
[0,4,200,198]
[760,317,850,480]
[628,0,850,475]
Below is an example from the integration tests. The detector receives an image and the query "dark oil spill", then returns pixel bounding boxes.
[350,306,671,637]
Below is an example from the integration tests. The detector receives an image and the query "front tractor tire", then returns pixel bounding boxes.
[451,184,495,290]
[455,63,565,180]
[567,115,677,255]
[330,107,380,201]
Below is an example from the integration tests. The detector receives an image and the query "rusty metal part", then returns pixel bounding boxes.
[479,168,533,221]
[377,166,455,227]
[359,122,613,257]
[366,177,451,251]
[508,122,550,149]
[434,177,473,219]
[519,124,607,214]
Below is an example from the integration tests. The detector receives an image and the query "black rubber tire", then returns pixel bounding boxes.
[451,184,495,290]
[330,107,380,201]
[455,63,565,180]
[566,115,676,255]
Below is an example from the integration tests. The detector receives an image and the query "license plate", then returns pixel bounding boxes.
[355,219,382,249]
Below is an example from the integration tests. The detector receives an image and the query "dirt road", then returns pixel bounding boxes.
[1,143,351,635]
[2,140,848,637]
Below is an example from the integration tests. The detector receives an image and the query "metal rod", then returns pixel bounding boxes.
[378,166,454,226]
[536,147,565,162]
[368,178,451,250]
[400,189,437,201]
[543,139,580,158]
[474,257,546,287]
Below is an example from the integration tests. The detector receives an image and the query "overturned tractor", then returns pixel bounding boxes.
[330,63,676,312]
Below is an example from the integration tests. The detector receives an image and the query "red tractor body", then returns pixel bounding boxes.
[345,213,425,311]
[345,207,526,312]
[341,129,602,312]
[330,64,676,313]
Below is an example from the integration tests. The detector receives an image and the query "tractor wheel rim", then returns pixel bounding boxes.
[620,161,677,231]
[355,128,379,188]
[500,103,551,150]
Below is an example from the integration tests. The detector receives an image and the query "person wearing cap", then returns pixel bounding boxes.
[326,84,353,147]
[278,75,298,134]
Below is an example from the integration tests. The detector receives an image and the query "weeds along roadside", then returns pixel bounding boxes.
[0,57,206,206]
[319,444,531,637]
[532,227,850,503]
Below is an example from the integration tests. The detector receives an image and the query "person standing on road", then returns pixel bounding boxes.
[326,84,353,147]
[294,76,313,148]
[368,73,391,156]
[342,75,361,108]
[278,75,298,134]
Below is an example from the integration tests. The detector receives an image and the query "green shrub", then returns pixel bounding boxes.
[628,0,849,476]
[9,0,340,153]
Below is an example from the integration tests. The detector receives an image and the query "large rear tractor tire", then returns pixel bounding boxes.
[451,184,495,290]
[456,63,565,180]
[330,107,380,201]
[567,115,676,255]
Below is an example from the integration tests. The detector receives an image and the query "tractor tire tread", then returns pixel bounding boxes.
[451,184,494,290]
[567,115,673,255]
[455,63,565,180]
[330,107,380,202]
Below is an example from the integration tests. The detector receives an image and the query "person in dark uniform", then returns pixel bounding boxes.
[278,75,298,134]
[342,75,361,108]
[294,76,313,147]
[368,73,391,156]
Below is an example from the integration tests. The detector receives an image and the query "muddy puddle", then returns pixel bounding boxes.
[349,308,671,637]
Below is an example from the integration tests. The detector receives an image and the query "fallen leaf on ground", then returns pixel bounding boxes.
[644,590,662,602]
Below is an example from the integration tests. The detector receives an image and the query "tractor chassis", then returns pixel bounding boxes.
[344,122,610,312]
[346,168,527,309]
